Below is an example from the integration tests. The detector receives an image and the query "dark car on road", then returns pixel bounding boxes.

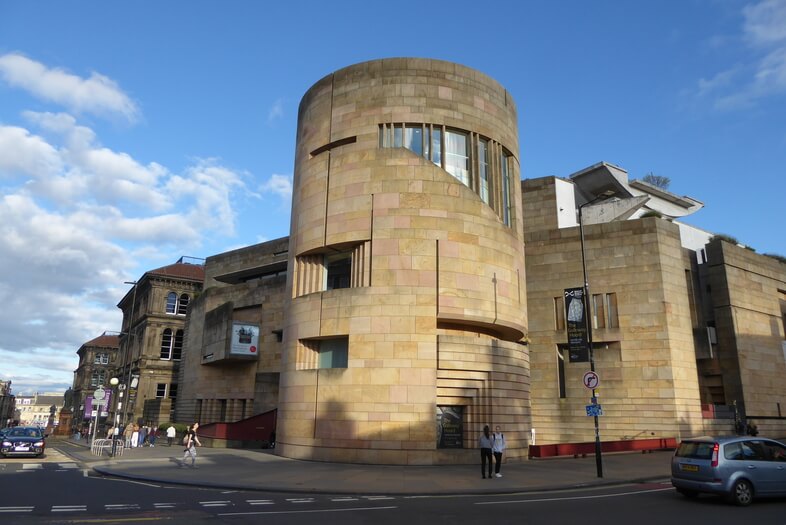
[671,435,786,506]
[0,426,47,458]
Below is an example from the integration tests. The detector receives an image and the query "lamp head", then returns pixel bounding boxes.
[109,377,120,386]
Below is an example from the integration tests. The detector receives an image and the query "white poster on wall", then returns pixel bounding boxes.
[230,322,260,356]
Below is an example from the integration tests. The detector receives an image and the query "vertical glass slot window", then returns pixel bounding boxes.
[318,337,349,369]
[393,124,403,148]
[160,328,173,359]
[445,130,469,186]
[169,383,178,400]
[478,138,490,204]
[606,293,619,328]
[431,128,442,167]
[173,330,184,360]
[592,294,605,329]
[554,296,565,331]
[557,347,566,398]
[501,152,511,226]
[404,125,423,156]
[177,294,190,315]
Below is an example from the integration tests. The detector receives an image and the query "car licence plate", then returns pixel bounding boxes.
[14,446,30,451]
[680,463,699,472]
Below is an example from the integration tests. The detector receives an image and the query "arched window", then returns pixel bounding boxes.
[177,294,190,315]
[160,328,173,359]
[165,292,177,314]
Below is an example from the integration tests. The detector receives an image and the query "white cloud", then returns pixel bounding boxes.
[0,125,63,179]
[0,53,140,123]
[267,98,285,124]
[260,173,292,200]
[696,0,786,110]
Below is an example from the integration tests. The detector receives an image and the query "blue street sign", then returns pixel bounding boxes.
[586,404,603,417]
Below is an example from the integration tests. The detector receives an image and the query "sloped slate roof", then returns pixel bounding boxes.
[83,333,119,348]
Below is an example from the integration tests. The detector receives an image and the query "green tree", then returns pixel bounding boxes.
[642,172,671,189]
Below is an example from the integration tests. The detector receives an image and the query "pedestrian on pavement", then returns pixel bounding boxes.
[479,424,493,479]
[106,425,115,440]
[181,422,202,468]
[131,423,140,447]
[138,424,148,447]
[148,425,158,447]
[166,424,176,446]
[492,425,507,478]
[123,422,134,447]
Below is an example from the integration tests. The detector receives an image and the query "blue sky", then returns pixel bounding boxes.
[1,0,784,396]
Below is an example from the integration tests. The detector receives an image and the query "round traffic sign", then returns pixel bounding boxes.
[94,387,106,399]
[582,371,600,389]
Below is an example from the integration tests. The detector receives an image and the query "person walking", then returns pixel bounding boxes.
[123,422,134,447]
[181,423,202,468]
[138,424,148,447]
[131,423,140,448]
[166,424,176,447]
[492,425,507,478]
[148,425,157,447]
[479,425,493,479]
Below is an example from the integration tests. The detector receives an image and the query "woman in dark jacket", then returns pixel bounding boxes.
[479,425,493,479]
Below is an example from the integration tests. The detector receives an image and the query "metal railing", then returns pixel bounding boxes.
[90,438,124,456]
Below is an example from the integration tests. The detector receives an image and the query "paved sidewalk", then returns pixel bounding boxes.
[53,437,673,495]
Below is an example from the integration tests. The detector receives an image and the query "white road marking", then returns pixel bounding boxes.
[247,499,275,505]
[58,463,78,469]
[154,503,177,509]
[476,487,674,505]
[200,500,232,507]
[22,464,42,470]
[105,503,141,510]
[52,505,87,512]
[286,498,315,503]
[363,496,394,500]
[0,507,34,513]
[331,497,359,502]
[218,506,397,517]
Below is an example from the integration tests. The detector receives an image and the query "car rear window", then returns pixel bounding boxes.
[676,441,715,459]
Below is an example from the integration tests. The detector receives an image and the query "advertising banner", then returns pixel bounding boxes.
[84,391,112,420]
[565,287,589,362]
[230,322,260,356]
[436,406,464,448]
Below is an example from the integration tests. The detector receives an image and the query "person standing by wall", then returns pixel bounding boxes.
[166,424,176,447]
[479,425,493,479]
[492,425,507,478]
[181,422,202,468]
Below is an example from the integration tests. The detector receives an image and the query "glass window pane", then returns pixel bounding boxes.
[166,292,177,314]
[432,129,442,166]
[404,125,423,156]
[501,153,511,226]
[160,329,173,359]
[326,253,352,290]
[173,330,184,360]
[319,337,348,369]
[607,293,619,328]
[445,130,469,186]
[177,294,189,315]
[479,138,490,204]
[393,125,403,148]
[592,294,605,329]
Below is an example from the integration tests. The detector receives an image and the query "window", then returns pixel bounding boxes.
[325,253,351,290]
[169,383,178,400]
[501,151,511,226]
[606,293,619,328]
[155,383,167,398]
[160,329,184,360]
[166,292,177,314]
[445,130,469,186]
[478,138,490,204]
[592,294,605,329]
[93,353,109,365]
[177,294,190,315]
[318,337,349,369]
[160,329,173,359]
[557,347,566,398]
[592,293,619,329]
[554,296,565,331]
[404,125,423,156]
[429,127,442,165]
[90,370,106,387]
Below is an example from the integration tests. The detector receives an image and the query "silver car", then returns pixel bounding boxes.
[671,436,786,506]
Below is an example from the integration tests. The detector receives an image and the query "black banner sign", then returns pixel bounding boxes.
[565,287,589,362]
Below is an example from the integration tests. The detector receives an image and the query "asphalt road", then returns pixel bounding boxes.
[1,447,785,524]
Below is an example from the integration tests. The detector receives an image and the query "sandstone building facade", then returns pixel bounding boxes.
[71,332,119,431]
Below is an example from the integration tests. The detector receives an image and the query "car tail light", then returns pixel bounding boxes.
[711,442,719,467]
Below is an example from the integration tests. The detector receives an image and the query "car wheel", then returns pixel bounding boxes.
[729,479,753,506]
[677,488,698,498]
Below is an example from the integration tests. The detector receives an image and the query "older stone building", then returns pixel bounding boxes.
[175,238,288,426]
[277,58,529,465]
[72,332,119,431]
[112,258,204,428]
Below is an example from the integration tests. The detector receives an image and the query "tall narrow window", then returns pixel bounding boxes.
[169,383,178,400]
[554,296,565,331]
[155,383,167,398]
[166,292,177,314]
[445,130,469,186]
[393,124,403,148]
[173,330,184,360]
[592,294,606,329]
[431,128,442,166]
[501,152,511,226]
[177,294,190,315]
[557,347,566,398]
[160,328,173,359]
[478,138,490,204]
[606,293,619,328]
[404,125,423,156]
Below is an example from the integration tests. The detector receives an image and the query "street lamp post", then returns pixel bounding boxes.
[578,190,615,479]
[117,281,138,431]
[108,377,120,456]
